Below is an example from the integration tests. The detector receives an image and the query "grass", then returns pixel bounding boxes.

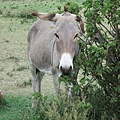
[0,0,84,18]
[0,95,31,120]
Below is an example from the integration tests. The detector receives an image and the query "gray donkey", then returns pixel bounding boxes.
[27,6,84,107]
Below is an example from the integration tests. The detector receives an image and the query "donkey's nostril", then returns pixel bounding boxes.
[60,66,63,71]
[69,66,72,70]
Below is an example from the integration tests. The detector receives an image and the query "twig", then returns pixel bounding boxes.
[99,22,114,37]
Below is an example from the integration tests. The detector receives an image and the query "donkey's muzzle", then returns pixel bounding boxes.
[60,66,72,75]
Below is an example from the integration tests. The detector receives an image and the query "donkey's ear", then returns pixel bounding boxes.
[31,12,61,21]
[76,16,85,34]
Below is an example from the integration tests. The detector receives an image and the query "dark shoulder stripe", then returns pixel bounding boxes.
[47,14,56,20]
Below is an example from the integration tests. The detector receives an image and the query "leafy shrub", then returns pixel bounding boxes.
[58,0,120,119]
[82,1,120,119]
[66,2,82,14]
[21,95,91,120]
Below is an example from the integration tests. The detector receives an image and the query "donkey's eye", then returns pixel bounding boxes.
[54,33,59,39]
[74,34,78,39]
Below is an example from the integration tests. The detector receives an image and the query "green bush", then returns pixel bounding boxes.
[21,95,91,120]
[59,0,120,119]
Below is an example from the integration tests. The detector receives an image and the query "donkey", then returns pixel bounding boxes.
[27,7,84,107]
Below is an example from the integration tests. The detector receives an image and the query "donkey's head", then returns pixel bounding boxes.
[32,6,84,75]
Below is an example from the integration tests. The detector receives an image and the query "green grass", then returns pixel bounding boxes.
[0,0,84,18]
[0,95,31,120]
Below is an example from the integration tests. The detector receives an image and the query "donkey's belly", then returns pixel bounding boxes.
[38,68,52,74]
[33,58,52,74]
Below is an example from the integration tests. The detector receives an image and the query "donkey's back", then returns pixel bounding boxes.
[27,19,55,52]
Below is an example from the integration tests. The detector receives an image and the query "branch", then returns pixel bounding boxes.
[94,22,108,43]
[78,35,92,45]
[105,15,116,32]
[99,22,114,37]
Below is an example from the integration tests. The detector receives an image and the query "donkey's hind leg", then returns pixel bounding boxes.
[52,73,60,95]
[36,69,44,93]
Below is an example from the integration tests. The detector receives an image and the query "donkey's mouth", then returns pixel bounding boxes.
[60,66,72,75]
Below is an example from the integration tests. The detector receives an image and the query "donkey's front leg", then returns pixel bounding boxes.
[52,72,60,95]
[66,83,73,101]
